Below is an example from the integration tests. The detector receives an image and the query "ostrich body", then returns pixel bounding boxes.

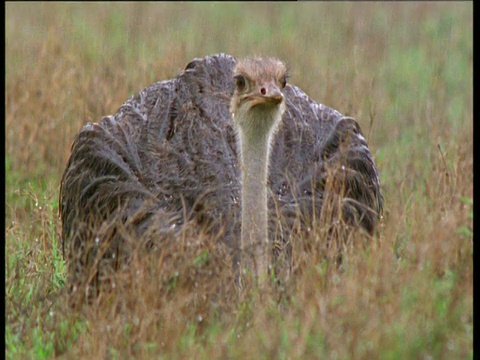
[60,54,382,289]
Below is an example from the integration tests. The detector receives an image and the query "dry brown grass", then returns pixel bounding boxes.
[6,3,472,359]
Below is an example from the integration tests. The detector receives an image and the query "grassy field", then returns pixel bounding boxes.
[5,2,472,359]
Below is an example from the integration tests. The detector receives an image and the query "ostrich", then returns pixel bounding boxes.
[60,54,382,291]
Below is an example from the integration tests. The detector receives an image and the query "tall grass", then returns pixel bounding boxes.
[6,3,472,359]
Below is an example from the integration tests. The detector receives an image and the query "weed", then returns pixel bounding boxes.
[5,3,472,359]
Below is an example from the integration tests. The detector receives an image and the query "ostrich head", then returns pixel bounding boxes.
[230,57,288,141]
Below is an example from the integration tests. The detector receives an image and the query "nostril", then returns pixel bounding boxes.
[260,87,266,95]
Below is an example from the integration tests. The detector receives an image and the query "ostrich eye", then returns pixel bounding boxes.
[280,75,288,89]
[235,75,246,91]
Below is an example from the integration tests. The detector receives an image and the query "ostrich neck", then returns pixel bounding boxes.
[238,122,275,278]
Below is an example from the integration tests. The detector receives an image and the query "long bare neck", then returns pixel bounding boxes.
[239,130,270,278]
[236,108,281,279]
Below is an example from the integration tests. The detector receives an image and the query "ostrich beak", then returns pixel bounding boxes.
[247,84,284,107]
[264,87,283,105]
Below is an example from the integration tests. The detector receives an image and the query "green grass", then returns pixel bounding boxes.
[6,3,472,359]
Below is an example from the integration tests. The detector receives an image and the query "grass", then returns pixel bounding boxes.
[5,2,472,359]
